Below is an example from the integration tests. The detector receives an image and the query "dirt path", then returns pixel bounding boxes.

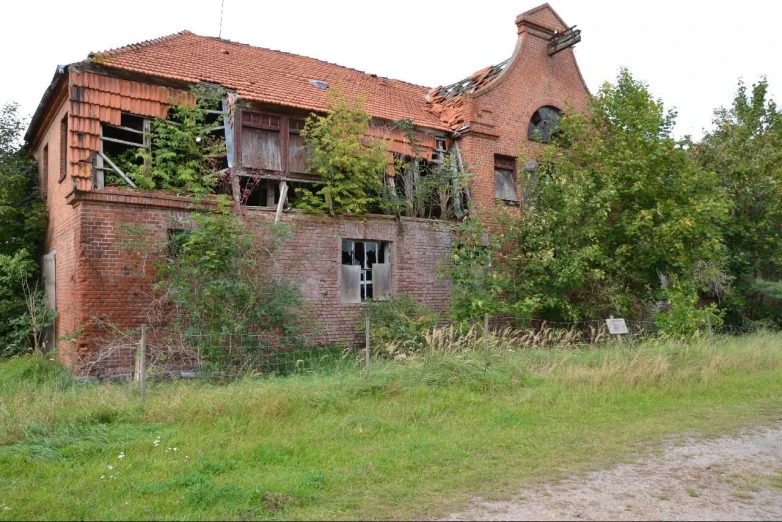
[445,427,782,521]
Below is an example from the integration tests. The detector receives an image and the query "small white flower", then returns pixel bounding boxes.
[107,465,114,470]
[173,447,178,452]
[101,475,105,479]
[3,506,10,511]
[118,452,125,460]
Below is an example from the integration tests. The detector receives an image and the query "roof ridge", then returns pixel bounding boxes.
[168,32,435,92]
[89,30,194,60]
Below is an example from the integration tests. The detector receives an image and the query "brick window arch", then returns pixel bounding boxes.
[528,106,561,142]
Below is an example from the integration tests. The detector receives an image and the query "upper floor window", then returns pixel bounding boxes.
[494,155,518,204]
[239,110,313,174]
[41,144,49,200]
[59,115,68,182]
[528,106,561,142]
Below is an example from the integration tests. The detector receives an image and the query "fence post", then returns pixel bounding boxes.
[484,313,490,352]
[365,315,371,372]
[706,311,714,352]
[138,324,147,405]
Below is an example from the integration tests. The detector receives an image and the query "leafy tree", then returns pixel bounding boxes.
[457,69,729,322]
[449,215,507,321]
[692,78,782,324]
[0,103,46,256]
[0,103,51,354]
[295,89,388,215]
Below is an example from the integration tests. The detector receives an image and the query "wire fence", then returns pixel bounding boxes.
[111,315,779,386]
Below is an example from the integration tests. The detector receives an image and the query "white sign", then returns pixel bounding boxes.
[606,318,628,335]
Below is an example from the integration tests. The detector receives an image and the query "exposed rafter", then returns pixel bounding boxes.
[547,26,581,56]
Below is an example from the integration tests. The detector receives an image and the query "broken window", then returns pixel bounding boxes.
[95,102,228,190]
[494,155,518,203]
[41,144,48,200]
[341,239,391,303]
[95,113,150,189]
[528,106,561,142]
[59,115,68,182]
[432,137,447,162]
[391,155,456,219]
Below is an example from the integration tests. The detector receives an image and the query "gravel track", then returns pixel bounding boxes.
[445,427,782,521]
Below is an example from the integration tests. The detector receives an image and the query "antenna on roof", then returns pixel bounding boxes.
[218,0,225,39]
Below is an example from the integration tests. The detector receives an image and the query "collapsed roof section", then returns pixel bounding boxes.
[425,58,511,130]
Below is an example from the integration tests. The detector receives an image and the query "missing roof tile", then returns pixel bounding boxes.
[309,80,329,90]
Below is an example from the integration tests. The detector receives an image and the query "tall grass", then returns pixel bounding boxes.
[1,333,781,520]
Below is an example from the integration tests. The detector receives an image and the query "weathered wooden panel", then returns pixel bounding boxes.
[288,133,311,174]
[41,251,56,352]
[341,264,361,304]
[373,263,391,301]
[494,169,518,202]
[241,127,282,171]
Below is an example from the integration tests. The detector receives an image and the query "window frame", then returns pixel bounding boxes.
[59,115,68,183]
[493,154,518,204]
[237,108,315,175]
[41,144,49,200]
[341,239,392,303]
[527,106,561,143]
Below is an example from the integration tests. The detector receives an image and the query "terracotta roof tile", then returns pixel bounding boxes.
[90,31,450,132]
[426,58,511,129]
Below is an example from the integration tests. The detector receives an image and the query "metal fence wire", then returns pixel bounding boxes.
[124,316,777,382]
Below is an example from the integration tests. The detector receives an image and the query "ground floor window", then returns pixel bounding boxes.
[341,240,391,303]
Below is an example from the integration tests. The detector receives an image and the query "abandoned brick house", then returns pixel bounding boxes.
[24,3,589,373]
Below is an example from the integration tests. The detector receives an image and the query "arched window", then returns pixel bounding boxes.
[528,106,561,142]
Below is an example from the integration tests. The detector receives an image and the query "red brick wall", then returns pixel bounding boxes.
[455,4,590,214]
[60,189,453,374]
[32,97,83,364]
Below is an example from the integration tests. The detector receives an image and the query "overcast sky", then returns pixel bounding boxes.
[2,0,779,140]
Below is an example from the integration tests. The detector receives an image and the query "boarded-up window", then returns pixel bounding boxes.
[241,112,282,171]
[41,145,49,200]
[288,119,312,174]
[59,115,68,182]
[41,251,56,352]
[341,239,391,302]
[494,155,518,203]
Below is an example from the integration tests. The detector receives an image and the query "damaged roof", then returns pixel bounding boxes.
[426,58,512,129]
[87,31,451,132]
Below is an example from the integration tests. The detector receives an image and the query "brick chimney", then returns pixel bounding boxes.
[515,3,568,38]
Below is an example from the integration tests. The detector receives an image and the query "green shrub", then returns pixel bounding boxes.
[365,295,439,357]
[654,280,723,335]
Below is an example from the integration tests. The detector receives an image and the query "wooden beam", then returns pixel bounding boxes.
[275,181,288,222]
[103,123,145,135]
[95,127,105,189]
[99,151,137,188]
[101,136,147,148]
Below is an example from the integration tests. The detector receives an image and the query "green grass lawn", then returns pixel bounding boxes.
[1,334,782,520]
